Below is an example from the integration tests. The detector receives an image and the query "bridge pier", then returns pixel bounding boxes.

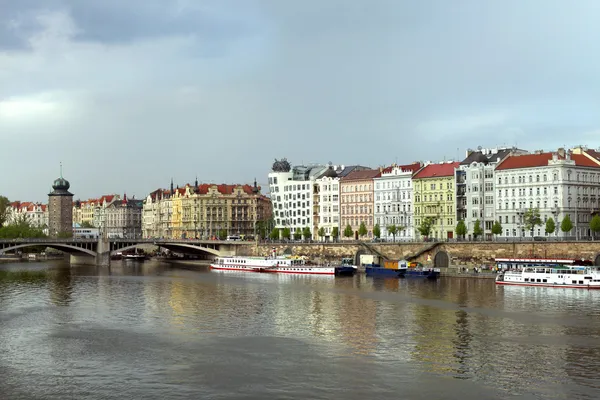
[96,238,111,267]
[70,255,96,265]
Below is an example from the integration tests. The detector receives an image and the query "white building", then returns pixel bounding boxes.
[495,148,600,240]
[374,162,421,241]
[314,167,341,241]
[268,159,369,239]
[456,147,525,240]
[6,202,48,231]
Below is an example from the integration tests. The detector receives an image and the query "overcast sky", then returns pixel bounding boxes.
[2,0,600,202]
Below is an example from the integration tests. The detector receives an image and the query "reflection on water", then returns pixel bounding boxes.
[1,260,600,399]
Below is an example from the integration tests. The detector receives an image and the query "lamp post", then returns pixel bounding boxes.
[552,207,559,239]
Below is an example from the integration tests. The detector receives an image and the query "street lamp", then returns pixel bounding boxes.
[552,207,559,239]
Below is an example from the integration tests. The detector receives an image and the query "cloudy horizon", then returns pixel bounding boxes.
[2,0,600,203]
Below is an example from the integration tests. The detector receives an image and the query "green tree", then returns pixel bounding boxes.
[294,228,302,240]
[218,229,227,240]
[282,227,291,240]
[561,214,573,235]
[417,217,434,239]
[523,207,542,238]
[269,227,280,240]
[491,220,502,240]
[331,226,339,241]
[0,195,9,228]
[302,226,311,240]
[473,219,482,239]
[318,227,325,240]
[387,224,397,242]
[358,221,367,238]
[80,220,95,228]
[590,215,600,239]
[545,217,556,236]
[373,224,381,239]
[0,214,46,239]
[343,224,353,239]
[456,220,467,239]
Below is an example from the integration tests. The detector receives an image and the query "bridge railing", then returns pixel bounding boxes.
[0,238,98,243]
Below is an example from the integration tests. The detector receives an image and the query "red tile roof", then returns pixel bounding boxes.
[413,162,460,179]
[381,162,422,174]
[584,149,600,163]
[340,169,381,181]
[496,152,600,170]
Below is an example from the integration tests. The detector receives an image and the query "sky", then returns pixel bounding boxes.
[2,0,600,203]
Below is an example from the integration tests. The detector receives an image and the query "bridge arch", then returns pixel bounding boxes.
[0,243,97,257]
[434,250,450,268]
[595,253,600,266]
[354,248,368,266]
[154,243,221,257]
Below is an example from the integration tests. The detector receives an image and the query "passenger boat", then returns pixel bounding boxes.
[210,251,356,276]
[366,259,440,280]
[495,257,600,289]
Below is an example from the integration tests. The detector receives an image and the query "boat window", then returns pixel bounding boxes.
[543,279,547,283]
[579,281,584,284]
[572,280,577,284]
[524,278,529,282]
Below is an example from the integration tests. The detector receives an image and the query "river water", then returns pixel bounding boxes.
[1,260,599,400]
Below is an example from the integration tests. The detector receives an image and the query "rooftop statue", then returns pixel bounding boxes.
[272,158,291,172]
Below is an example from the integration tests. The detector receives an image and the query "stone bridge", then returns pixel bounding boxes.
[0,238,249,266]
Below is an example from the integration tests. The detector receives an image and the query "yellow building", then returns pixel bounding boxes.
[143,181,271,239]
[413,162,460,240]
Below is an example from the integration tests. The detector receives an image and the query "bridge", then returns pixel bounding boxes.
[0,238,250,266]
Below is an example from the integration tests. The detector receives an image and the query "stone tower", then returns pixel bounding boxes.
[48,164,73,237]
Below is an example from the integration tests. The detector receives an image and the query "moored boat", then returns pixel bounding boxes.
[366,259,440,280]
[210,251,357,276]
[495,257,600,289]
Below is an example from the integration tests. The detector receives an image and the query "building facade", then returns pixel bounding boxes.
[313,166,341,241]
[456,148,522,239]
[5,202,48,232]
[48,171,73,237]
[374,162,421,241]
[340,169,380,240]
[105,194,143,238]
[413,161,460,240]
[495,149,600,240]
[142,180,271,239]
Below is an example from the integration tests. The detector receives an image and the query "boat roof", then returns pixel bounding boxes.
[495,258,575,264]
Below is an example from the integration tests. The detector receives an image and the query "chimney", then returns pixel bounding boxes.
[557,148,565,157]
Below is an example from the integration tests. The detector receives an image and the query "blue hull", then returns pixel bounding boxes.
[403,270,440,280]
[365,267,404,277]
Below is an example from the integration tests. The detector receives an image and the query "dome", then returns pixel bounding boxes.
[52,177,70,191]
[321,166,338,178]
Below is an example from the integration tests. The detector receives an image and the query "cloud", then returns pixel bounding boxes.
[2,0,600,202]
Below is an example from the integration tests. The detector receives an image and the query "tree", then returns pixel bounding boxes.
[80,221,95,228]
[218,229,227,240]
[523,207,542,238]
[343,224,353,239]
[331,226,339,241]
[358,222,367,238]
[561,214,573,235]
[456,220,467,239]
[387,224,397,242]
[0,196,9,228]
[417,217,434,239]
[590,215,600,239]
[0,214,46,239]
[269,228,280,240]
[294,228,302,240]
[545,217,556,236]
[318,227,325,241]
[473,219,482,239]
[282,227,291,240]
[302,226,311,240]
[373,224,381,239]
[491,220,502,240]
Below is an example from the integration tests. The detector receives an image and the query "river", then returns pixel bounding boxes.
[1,260,599,399]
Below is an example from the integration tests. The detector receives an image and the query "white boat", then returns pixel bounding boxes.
[495,257,600,289]
[210,252,357,276]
